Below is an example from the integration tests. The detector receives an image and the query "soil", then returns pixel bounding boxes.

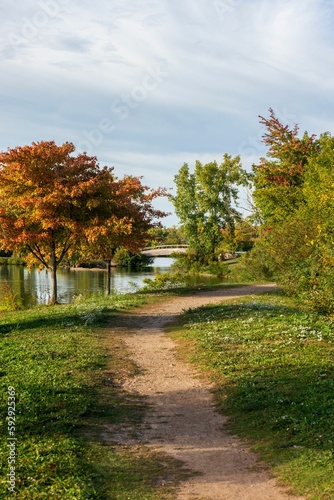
[106,284,305,500]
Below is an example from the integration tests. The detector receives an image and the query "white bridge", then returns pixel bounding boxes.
[141,245,189,257]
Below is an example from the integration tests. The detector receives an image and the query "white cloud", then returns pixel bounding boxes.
[1,0,334,225]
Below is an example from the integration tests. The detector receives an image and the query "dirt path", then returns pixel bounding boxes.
[111,284,305,499]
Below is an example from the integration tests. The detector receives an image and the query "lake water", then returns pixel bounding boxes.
[0,258,174,306]
[0,259,223,306]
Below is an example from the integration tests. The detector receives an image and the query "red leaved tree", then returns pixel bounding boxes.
[0,141,115,303]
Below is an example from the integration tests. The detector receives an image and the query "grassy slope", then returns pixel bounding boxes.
[169,290,334,499]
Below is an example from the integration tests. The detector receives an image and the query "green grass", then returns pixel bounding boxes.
[169,291,334,499]
[0,292,191,499]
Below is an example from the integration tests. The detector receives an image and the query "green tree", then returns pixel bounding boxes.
[147,226,187,247]
[113,248,153,268]
[170,155,248,264]
[219,218,258,253]
[250,132,334,312]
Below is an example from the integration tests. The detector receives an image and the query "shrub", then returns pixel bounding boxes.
[0,256,26,265]
[113,248,153,268]
[0,281,23,311]
[141,272,189,291]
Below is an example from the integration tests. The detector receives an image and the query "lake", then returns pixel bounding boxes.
[0,258,172,306]
[0,259,223,306]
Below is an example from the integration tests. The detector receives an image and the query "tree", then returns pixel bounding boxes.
[113,248,153,269]
[252,108,318,224]
[250,128,334,312]
[84,175,167,294]
[219,218,258,253]
[147,226,187,247]
[0,141,115,303]
[170,155,248,264]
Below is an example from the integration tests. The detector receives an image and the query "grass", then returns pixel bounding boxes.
[169,290,334,499]
[5,279,332,498]
[0,292,191,499]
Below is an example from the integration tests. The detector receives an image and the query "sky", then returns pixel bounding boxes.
[1,0,334,226]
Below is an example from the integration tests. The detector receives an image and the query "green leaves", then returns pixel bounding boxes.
[170,155,248,264]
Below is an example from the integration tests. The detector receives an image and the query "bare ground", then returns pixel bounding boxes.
[106,284,306,500]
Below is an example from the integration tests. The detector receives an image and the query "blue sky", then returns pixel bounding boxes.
[2,0,334,225]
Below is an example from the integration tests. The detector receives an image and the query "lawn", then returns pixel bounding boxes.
[2,286,334,498]
[169,290,334,499]
[0,292,189,499]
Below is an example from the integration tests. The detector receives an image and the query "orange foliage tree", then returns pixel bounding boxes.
[84,175,167,294]
[0,141,160,303]
[0,141,166,302]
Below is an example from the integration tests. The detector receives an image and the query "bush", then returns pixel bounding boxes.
[113,248,153,268]
[246,212,334,313]
[206,260,230,278]
[172,251,230,277]
[240,239,275,282]
[141,272,189,291]
[0,256,26,265]
[0,281,23,311]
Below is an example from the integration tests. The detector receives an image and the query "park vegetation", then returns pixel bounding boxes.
[0,141,166,302]
[246,109,334,313]
[170,154,249,266]
[2,115,334,499]
[169,108,334,313]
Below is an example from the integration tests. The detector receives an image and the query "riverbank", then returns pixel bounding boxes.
[1,286,333,498]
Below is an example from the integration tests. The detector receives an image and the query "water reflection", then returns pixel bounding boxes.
[0,258,174,306]
[0,258,224,306]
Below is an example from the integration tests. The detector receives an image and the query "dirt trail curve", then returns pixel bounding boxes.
[111,284,305,500]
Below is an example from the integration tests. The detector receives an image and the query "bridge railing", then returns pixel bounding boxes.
[142,245,189,251]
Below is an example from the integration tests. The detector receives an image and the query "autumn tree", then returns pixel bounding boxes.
[170,155,248,264]
[84,175,167,294]
[249,112,334,312]
[0,141,116,303]
[252,108,318,224]
[147,226,187,247]
[274,132,334,311]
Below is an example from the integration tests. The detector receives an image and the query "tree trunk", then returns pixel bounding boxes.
[106,260,112,295]
[50,247,58,304]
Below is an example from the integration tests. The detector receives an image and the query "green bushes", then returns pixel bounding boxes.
[0,256,26,265]
[0,281,23,311]
[113,248,153,268]
[141,271,189,290]
[248,113,334,313]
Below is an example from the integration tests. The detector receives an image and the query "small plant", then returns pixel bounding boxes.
[141,271,189,290]
[206,260,229,278]
[0,281,23,311]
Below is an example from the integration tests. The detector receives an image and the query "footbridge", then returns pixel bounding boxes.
[141,245,189,257]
